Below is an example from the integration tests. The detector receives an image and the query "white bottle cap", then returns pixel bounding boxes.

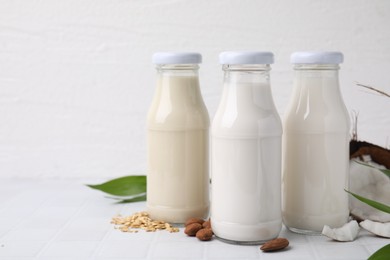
[152,52,202,64]
[290,51,343,64]
[219,51,274,65]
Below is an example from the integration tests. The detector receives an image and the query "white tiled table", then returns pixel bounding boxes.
[0,179,388,259]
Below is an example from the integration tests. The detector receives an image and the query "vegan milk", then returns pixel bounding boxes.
[147,52,210,223]
[211,52,282,244]
[282,52,350,234]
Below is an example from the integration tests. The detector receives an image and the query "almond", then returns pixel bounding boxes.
[184,223,203,236]
[185,218,205,227]
[196,228,213,241]
[260,238,289,252]
[202,219,211,229]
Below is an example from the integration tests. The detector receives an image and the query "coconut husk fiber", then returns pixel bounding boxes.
[350,140,390,169]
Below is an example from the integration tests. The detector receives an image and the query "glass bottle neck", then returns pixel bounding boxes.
[156,64,199,77]
[293,64,340,70]
[149,64,209,131]
[293,64,340,93]
[154,63,202,107]
[285,64,349,133]
[220,64,276,113]
[293,64,339,80]
[223,64,271,84]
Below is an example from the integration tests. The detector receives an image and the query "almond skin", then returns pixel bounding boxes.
[196,228,213,241]
[202,219,211,229]
[185,218,205,227]
[184,223,203,236]
[260,238,289,252]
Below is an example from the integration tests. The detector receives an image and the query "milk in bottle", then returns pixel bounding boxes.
[282,51,350,234]
[211,51,282,244]
[147,52,210,224]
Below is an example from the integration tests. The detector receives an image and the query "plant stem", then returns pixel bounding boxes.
[356,83,390,98]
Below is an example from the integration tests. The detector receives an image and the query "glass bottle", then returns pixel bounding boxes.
[282,51,350,234]
[211,51,282,244]
[147,52,210,224]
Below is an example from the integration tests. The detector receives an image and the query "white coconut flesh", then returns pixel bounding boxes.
[360,220,390,238]
[322,220,360,241]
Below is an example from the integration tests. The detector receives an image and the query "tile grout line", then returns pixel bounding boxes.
[361,243,374,258]
[145,227,161,260]
[34,195,92,258]
[305,235,321,260]
[0,191,51,242]
[89,203,126,258]
[358,234,380,258]
[203,240,208,260]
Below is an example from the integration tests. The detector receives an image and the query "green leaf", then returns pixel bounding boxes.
[117,195,147,203]
[86,175,146,196]
[353,160,390,178]
[368,244,390,260]
[379,168,390,178]
[345,190,390,214]
[105,192,146,201]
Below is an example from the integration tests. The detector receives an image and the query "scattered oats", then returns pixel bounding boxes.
[111,211,179,233]
[167,226,180,233]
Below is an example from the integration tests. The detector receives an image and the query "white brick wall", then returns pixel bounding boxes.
[0,0,389,178]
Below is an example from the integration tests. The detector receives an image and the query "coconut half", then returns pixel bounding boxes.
[349,160,390,223]
[322,220,360,241]
[360,220,390,238]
